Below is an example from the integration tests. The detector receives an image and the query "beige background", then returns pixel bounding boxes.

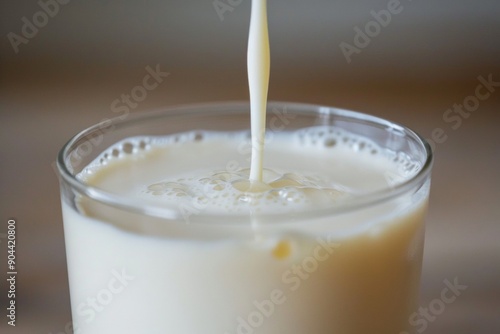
[1,0,499,333]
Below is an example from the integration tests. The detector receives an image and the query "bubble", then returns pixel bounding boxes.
[210,179,226,191]
[237,194,252,204]
[212,172,232,182]
[324,138,337,147]
[146,181,191,197]
[194,132,204,142]
[354,141,366,151]
[269,176,301,188]
[196,196,208,205]
[278,188,302,203]
[232,179,271,193]
[122,142,134,154]
[199,178,211,184]
[148,183,167,192]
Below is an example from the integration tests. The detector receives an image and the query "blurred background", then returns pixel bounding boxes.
[1,0,499,333]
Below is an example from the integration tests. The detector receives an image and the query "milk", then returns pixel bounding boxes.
[62,128,429,334]
[247,0,270,182]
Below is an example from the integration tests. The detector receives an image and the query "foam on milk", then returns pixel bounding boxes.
[142,167,346,214]
[78,126,420,217]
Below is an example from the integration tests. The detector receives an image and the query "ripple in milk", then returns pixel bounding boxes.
[78,126,420,217]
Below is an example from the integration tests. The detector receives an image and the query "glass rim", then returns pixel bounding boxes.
[57,101,434,224]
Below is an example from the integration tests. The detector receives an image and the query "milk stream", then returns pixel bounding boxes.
[248,0,270,182]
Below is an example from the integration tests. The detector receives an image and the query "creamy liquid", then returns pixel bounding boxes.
[248,0,270,181]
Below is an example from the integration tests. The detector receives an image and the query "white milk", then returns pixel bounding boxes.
[247,0,270,181]
[63,128,429,334]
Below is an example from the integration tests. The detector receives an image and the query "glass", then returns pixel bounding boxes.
[57,102,433,334]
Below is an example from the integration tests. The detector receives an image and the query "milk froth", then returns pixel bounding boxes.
[78,126,418,218]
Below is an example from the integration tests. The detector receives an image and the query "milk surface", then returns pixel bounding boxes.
[63,127,429,334]
[80,129,396,213]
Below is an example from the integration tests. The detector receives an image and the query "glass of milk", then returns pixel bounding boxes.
[57,102,433,334]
